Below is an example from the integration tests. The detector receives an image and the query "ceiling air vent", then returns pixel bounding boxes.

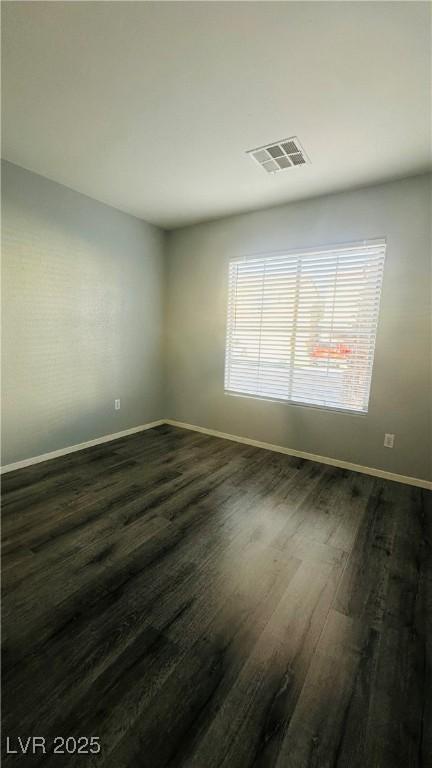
[247,137,309,174]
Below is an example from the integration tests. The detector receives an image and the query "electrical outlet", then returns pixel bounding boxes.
[384,433,395,448]
[114,399,121,411]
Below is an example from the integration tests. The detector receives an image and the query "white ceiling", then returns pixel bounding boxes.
[2,1,431,229]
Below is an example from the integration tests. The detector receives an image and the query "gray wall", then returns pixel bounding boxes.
[165,174,432,482]
[2,161,165,465]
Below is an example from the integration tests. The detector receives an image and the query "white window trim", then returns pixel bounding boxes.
[224,238,386,415]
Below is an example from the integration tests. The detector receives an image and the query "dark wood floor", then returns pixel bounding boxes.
[1,424,431,767]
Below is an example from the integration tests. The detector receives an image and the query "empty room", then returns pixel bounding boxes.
[1,1,431,766]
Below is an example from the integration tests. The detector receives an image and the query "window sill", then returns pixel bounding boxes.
[224,390,368,417]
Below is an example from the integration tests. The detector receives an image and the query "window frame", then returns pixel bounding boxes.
[223,239,387,416]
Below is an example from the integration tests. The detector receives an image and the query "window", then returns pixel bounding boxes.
[224,239,386,413]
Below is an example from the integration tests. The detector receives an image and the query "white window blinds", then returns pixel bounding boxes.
[224,239,386,413]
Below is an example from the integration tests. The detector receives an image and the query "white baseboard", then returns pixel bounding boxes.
[0,420,165,474]
[2,417,430,490]
[165,419,432,490]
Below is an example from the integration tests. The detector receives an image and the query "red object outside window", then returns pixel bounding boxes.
[311,343,352,360]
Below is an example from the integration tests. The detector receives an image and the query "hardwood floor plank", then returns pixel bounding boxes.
[275,609,377,768]
[161,560,344,768]
[333,480,396,629]
[277,606,425,768]
[417,489,432,766]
